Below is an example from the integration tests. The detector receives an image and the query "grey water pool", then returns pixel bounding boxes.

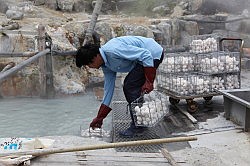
[0,90,112,138]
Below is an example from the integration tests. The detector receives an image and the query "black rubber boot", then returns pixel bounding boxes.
[119,122,146,138]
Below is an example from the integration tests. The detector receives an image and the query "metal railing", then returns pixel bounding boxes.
[0,25,77,98]
[0,49,50,83]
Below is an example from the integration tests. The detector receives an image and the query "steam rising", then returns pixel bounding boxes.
[199,0,250,15]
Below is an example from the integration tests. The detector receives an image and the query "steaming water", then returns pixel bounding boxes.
[0,89,112,138]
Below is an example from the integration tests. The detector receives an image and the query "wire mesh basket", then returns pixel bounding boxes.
[210,74,226,92]
[157,37,242,104]
[222,52,240,73]
[196,51,240,74]
[224,73,240,90]
[157,71,241,95]
[209,73,240,92]
[220,38,243,52]
[159,52,196,73]
[157,72,211,96]
[129,91,169,127]
[186,34,220,54]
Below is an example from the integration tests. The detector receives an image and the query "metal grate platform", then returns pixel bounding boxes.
[111,89,167,152]
[111,86,197,153]
[113,89,126,102]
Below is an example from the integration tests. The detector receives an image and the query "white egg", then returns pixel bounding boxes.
[136,120,142,125]
[137,116,142,122]
[134,106,140,113]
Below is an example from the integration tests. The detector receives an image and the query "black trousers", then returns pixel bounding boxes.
[123,52,164,103]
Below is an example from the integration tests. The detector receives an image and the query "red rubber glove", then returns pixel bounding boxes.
[90,104,112,129]
[141,67,156,93]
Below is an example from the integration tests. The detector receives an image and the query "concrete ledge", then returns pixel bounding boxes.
[241,58,250,70]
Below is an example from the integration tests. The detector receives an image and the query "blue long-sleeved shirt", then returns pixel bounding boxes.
[99,36,163,106]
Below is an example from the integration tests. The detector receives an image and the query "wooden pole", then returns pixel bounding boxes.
[38,25,55,99]
[0,136,197,158]
[83,0,103,45]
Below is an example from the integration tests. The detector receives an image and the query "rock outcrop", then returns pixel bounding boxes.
[0,0,250,97]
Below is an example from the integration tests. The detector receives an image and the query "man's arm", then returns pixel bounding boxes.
[102,67,117,106]
[89,67,116,129]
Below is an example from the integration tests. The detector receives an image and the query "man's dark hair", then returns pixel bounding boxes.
[75,44,100,68]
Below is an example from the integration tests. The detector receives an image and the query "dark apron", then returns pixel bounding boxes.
[123,52,164,103]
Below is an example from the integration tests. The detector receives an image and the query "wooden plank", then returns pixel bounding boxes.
[176,105,197,124]
[32,161,81,166]
[32,151,174,166]
[31,152,81,166]
[32,151,185,166]
[84,151,164,158]
[168,115,183,127]
[79,160,169,166]
[76,151,169,166]
[0,155,34,166]
[78,156,167,162]
[161,148,179,166]
[77,151,169,165]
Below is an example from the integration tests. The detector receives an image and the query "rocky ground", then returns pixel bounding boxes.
[1,0,250,96]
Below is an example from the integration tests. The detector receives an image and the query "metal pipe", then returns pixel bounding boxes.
[0,30,37,36]
[0,52,38,57]
[0,50,77,57]
[0,49,50,83]
[52,50,77,56]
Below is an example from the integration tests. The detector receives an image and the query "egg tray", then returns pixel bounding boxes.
[129,91,169,128]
